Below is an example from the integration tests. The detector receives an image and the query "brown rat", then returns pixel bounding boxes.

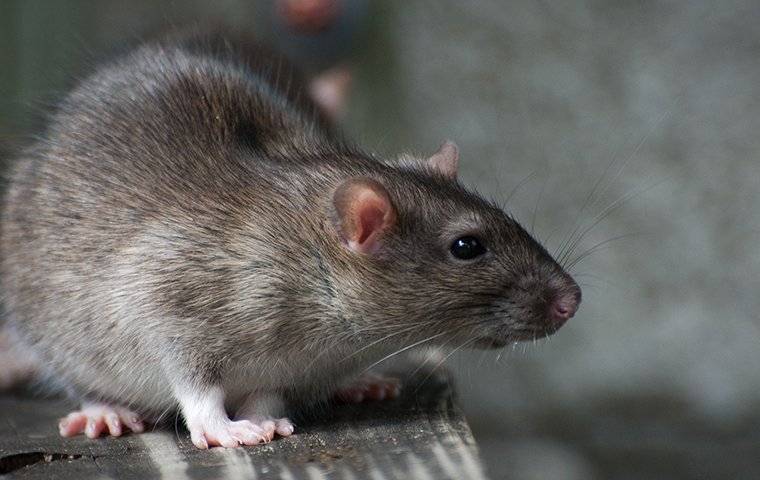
[0,34,580,448]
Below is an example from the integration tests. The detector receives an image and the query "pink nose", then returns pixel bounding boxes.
[549,290,580,325]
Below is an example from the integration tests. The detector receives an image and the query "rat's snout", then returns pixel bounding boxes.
[548,283,581,327]
[505,270,582,339]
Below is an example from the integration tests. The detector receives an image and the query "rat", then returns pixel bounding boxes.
[0,33,581,449]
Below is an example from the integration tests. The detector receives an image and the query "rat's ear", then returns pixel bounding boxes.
[332,178,396,254]
[426,140,459,179]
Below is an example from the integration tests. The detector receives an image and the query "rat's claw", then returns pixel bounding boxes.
[335,373,401,403]
[59,403,144,438]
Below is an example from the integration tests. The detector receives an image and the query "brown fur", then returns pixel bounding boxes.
[0,34,579,419]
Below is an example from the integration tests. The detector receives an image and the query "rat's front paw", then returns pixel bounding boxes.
[59,403,145,438]
[187,418,273,449]
[335,373,401,403]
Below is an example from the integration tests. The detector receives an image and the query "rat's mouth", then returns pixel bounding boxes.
[473,337,510,349]
[474,324,559,349]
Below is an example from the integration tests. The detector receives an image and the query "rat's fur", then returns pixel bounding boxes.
[0,35,579,445]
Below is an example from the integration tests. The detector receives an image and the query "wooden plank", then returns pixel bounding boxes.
[0,370,489,479]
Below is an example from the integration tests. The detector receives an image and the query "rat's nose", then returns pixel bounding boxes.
[548,287,581,326]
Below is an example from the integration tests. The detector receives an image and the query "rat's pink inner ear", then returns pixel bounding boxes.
[333,178,396,254]
[426,140,459,179]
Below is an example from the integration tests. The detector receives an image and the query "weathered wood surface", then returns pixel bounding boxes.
[0,370,489,479]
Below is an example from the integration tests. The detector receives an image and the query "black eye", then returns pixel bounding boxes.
[450,236,487,260]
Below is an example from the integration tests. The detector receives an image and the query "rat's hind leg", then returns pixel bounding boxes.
[335,372,401,403]
[234,393,294,442]
[59,402,145,438]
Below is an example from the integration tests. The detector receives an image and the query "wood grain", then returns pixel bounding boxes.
[0,370,489,479]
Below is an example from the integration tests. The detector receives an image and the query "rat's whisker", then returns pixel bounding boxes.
[173,409,181,445]
[340,324,428,363]
[476,337,496,369]
[592,107,675,213]
[504,170,537,206]
[553,154,617,261]
[565,232,644,272]
[361,331,450,374]
[530,175,548,236]
[555,106,673,263]
[156,404,174,425]
[559,177,668,267]
[408,341,458,379]
[415,336,480,393]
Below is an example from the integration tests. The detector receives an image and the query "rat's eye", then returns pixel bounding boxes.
[450,236,487,260]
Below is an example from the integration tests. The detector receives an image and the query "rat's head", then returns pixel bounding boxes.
[329,142,581,349]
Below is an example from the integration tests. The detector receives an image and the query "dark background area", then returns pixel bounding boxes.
[2,1,760,478]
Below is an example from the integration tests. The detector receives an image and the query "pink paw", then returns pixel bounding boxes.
[243,415,295,440]
[59,403,145,438]
[335,373,401,403]
[188,417,293,449]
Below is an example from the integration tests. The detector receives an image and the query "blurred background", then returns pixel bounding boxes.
[2,1,760,478]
